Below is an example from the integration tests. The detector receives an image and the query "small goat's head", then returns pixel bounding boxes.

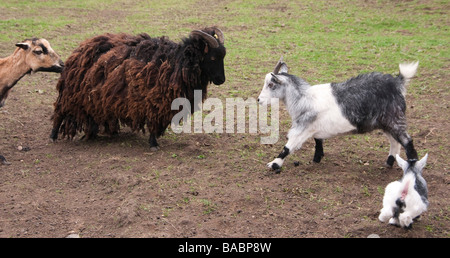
[191,27,226,85]
[395,153,428,176]
[258,56,289,106]
[15,38,64,74]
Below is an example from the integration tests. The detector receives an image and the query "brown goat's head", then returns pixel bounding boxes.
[15,38,64,73]
[0,38,64,108]
[191,27,226,85]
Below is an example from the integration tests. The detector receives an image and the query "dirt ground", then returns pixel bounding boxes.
[1,71,448,238]
[1,2,449,238]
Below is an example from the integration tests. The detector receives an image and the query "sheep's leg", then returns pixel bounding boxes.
[384,132,402,167]
[50,114,64,142]
[84,117,99,140]
[313,138,324,163]
[0,155,10,165]
[267,129,312,172]
[149,134,160,151]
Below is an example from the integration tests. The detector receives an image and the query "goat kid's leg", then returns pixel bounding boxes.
[384,133,401,167]
[313,138,324,163]
[267,130,311,172]
[149,134,160,151]
[394,131,418,161]
[379,207,394,223]
[399,202,427,228]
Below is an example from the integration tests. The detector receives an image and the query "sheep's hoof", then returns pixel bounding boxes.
[150,146,160,152]
[313,156,322,163]
[313,153,324,163]
[0,156,10,165]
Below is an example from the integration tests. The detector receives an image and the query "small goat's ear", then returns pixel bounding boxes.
[395,154,408,171]
[279,62,288,74]
[15,42,30,50]
[273,56,288,74]
[270,73,282,84]
[415,153,428,172]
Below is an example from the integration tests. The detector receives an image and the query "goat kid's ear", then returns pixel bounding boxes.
[15,42,30,50]
[273,56,289,74]
[279,63,288,74]
[416,153,428,172]
[395,154,408,171]
[270,73,282,84]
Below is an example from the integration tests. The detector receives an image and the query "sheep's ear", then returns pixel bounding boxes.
[415,153,428,172]
[15,42,30,50]
[395,154,408,171]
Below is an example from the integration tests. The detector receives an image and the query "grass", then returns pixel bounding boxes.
[2,0,447,79]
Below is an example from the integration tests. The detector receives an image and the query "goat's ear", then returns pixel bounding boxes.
[270,73,282,84]
[415,153,428,172]
[274,56,289,74]
[279,63,288,74]
[395,154,408,171]
[15,42,30,50]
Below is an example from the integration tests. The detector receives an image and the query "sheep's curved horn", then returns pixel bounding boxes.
[191,30,219,48]
[273,56,284,74]
[213,28,224,45]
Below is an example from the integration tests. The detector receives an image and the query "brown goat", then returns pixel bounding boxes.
[0,38,64,107]
[51,27,226,150]
[0,38,64,165]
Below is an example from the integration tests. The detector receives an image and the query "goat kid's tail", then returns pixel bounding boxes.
[399,61,419,89]
[393,178,411,218]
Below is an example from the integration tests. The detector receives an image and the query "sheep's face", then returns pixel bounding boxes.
[202,45,226,85]
[16,38,64,74]
[191,27,226,85]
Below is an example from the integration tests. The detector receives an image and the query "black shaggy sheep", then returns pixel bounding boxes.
[51,27,226,150]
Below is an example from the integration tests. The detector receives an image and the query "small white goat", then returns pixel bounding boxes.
[258,57,419,172]
[0,38,64,165]
[379,154,429,228]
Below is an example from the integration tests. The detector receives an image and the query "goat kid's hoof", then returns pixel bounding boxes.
[150,146,160,152]
[267,159,283,173]
[384,155,395,168]
[399,214,413,229]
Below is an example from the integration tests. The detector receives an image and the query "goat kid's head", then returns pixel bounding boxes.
[191,27,226,85]
[258,56,289,106]
[395,153,428,176]
[15,38,64,74]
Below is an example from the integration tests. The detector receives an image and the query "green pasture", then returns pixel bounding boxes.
[1,0,448,83]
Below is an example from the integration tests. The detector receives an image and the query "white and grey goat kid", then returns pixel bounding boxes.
[379,154,429,228]
[258,57,419,172]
